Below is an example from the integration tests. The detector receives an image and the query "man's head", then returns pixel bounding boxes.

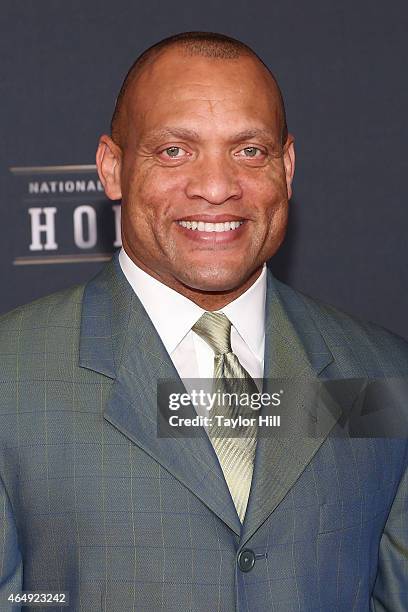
[97,32,295,308]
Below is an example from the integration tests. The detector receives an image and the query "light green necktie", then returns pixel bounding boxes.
[192,311,259,522]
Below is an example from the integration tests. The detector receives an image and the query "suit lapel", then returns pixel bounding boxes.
[79,252,241,536]
[241,270,342,545]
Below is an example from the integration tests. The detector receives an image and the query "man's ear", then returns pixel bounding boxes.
[96,135,122,200]
[283,134,295,200]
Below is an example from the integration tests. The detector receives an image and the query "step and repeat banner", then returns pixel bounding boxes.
[2,0,407,338]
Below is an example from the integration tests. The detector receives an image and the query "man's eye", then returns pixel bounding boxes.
[241,147,262,157]
[163,146,185,158]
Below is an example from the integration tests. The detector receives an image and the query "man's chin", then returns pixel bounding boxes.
[175,266,253,294]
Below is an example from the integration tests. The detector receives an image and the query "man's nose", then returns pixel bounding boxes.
[185,156,243,204]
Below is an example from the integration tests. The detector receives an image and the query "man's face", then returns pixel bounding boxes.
[99,49,294,294]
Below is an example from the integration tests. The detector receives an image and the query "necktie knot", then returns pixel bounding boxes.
[192,311,232,355]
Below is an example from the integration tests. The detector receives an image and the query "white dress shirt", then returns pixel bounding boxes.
[118,248,266,385]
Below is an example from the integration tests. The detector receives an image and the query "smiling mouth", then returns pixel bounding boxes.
[176,220,245,232]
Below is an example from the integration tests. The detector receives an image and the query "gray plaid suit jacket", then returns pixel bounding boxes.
[0,250,407,611]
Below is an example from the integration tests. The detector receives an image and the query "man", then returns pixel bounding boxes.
[0,31,407,612]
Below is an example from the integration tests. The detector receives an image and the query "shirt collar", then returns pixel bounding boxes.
[119,248,204,354]
[119,247,266,360]
[219,265,266,361]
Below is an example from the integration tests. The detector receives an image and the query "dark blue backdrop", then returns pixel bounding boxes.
[1,0,407,338]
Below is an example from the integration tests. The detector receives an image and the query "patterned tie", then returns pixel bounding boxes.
[192,311,259,522]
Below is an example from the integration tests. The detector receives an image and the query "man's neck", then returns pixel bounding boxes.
[121,247,263,311]
[174,268,264,311]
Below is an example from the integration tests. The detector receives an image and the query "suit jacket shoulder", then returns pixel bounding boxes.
[272,277,408,377]
[0,283,86,384]
[0,283,84,333]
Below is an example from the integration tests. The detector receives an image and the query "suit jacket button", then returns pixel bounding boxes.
[237,549,256,572]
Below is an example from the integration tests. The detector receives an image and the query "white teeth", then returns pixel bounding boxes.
[177,220,244,232]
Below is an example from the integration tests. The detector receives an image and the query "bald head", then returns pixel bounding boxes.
[110,31,288,147]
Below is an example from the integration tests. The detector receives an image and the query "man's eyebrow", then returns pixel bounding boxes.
[230,128,278,143]
[140,127,201,147]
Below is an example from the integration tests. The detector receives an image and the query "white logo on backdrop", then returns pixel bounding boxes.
[10,165,121,265]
